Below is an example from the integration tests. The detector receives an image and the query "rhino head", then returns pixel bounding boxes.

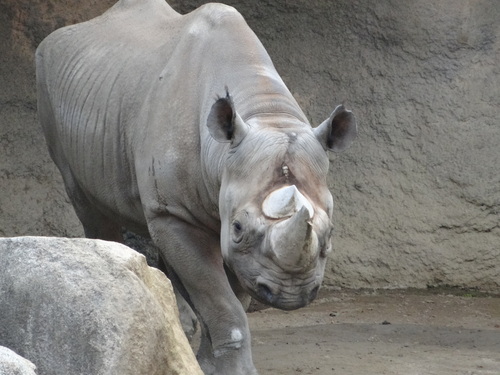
[207,92,357,310]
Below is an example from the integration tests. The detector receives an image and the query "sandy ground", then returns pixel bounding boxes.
[247,288,500,375]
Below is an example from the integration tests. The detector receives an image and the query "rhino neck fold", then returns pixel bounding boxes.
[238,94,308,124]
[225,67,308,124]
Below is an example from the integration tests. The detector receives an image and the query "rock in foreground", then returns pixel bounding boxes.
[0,346,37,375]
[0,236,202,375]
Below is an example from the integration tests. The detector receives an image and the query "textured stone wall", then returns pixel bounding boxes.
[1,0,498,291]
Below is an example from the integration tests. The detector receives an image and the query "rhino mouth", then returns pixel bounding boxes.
[235,264,323,310]
[253,279,320,310]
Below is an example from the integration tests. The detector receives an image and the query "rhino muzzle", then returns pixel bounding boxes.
[254,275,320,310]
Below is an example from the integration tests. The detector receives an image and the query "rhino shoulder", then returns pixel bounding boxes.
[188,3,246,33]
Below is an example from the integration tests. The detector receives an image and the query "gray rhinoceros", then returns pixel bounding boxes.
[36,0,357,374]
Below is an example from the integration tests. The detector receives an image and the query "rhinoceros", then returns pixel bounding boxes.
[36,0,357,373]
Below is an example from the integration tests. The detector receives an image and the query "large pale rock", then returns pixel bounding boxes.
[0,346,37,375]
[0,236,203,375]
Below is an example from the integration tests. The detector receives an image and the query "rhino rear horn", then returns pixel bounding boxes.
[314,105,357,152]
[207,89,249,147]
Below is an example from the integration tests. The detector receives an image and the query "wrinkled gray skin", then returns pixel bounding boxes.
[36,0,357,374]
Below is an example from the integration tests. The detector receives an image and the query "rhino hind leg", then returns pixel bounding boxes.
[61,170,123,242]
[37,71,120,242]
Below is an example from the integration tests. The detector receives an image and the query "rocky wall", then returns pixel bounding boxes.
[1,0,499,290]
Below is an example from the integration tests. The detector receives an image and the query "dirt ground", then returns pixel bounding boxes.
[247,288,500,375]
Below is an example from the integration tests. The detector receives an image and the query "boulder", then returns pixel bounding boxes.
[0,236,202,375]
[0,346,37,375]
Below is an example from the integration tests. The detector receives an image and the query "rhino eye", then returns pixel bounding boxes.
[233,221,242,232]
[320,241,332,258]
[320,226,334,257]
[232,221,243,243]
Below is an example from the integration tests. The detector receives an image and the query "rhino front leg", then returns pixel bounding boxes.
[147,216,258,375]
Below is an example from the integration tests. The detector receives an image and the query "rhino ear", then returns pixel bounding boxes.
[314,105,357,152]
[207,91,248,147]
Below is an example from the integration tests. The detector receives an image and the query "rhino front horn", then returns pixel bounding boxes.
[262,185,314,219]
[269,205,318,269]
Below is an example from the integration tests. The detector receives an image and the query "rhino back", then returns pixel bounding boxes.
[36,0,184,223]
[36,0,307,228]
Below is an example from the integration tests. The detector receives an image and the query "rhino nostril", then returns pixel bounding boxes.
[309,286,320,302]
[257,282,275,303]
